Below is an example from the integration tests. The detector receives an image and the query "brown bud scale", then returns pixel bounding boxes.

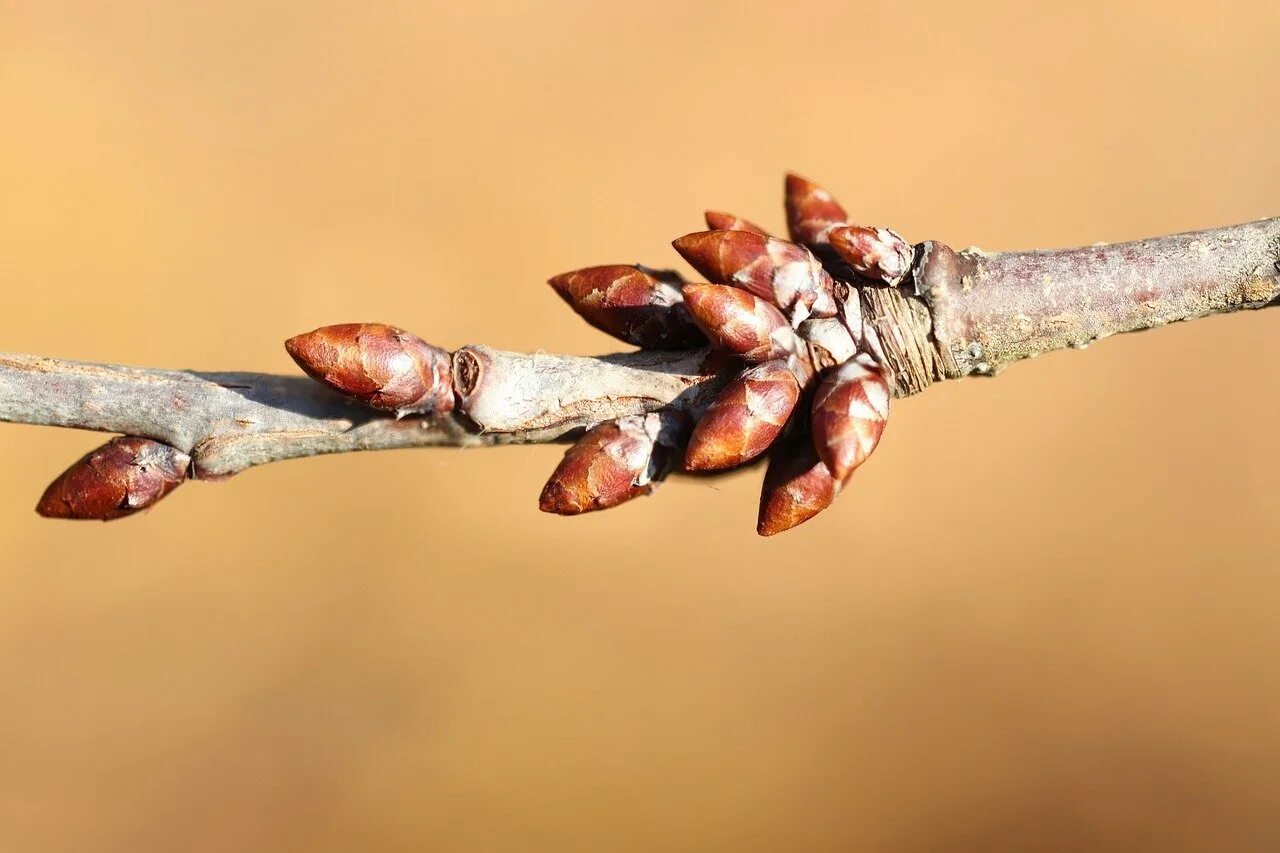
[811,356,890,482]
[684,361,799,471]
[784,172,849,248]
[829,224,915,286]
[681,284,795,363]
[672,230,837,323]
[36,437,190,521]
[548,265,705,349]
[539,413,681,515]
[757,436,840,537]
[705,210,770,236]
[285,323,454,416]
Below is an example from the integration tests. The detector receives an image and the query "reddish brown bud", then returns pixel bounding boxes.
[681,284,795,362]
[285,323,454,416]
[811,356,890,482]
[829,224,915,285]
[538,413,681,515]
[757,437,840,537]
[684,361,799,471]
[36,437,190,521]
[704,210,770,236]
[548,265,704,349]
[784,172,849,248]
[672,230,836,323]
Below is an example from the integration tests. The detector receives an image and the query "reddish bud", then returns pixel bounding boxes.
[704,210,770,236]
[784,172,849,248]
[285,323,454,416]
[672,230,836,323]
[538,413,681,515]
[548,265,704,349]
[681,284,795,362]
[757,437,840,537]
[36,437,190,521]
[684,361,799,471]
[829,224,915,285]
[811,356,890,482]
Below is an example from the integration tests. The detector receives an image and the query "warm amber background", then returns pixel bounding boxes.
[2,3,1279,851]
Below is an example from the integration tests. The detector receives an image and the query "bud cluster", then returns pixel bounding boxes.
[37,173,910,536]
[533,172,903,534]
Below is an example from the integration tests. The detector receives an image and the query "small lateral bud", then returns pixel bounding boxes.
[36,437,190,521]
[810,355,890,482]
[681,284,796,362]
[757,436,840,537]
[829,224,915,286]
[672,230,837,323]
[684,361,799,471]
[538,413,682,515]
[705,210,770,236]
[285,323,454,416]
[784,172,849,248]
[548,265,705,349]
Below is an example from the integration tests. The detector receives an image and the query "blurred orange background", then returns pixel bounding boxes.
[2,2,1279,850]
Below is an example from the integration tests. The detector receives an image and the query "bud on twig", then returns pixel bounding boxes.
[538,413,682,514]
[784,172,848,248]
[810,356,890,482]
[829,224,915,286]
[757,435,840,537]
[284,323,454,416]
[681,284,796,362]
[705,210,770,236]
[684,361,799,471]
[671,230,837,323]
[36,436,190,521]
[548,265,705,349]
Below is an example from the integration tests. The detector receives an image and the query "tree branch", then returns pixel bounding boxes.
[2,218,1277,479]
[0,347,724,478]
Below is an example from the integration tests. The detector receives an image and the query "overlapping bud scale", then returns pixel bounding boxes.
[36,437,190,521]
[672,230,837,324]
[548,265,705,349]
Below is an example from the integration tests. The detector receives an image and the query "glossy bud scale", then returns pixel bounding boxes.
[672,230,837,324]
[548,265,705,349]
[539,413,679,515]
[829,224,915,286]
[784,172,849,248]
[757,437,840,537]
[36,437,189,521]
[285,323,454,416]
[704,210,770,236]
[681,284,795,363]
[684,361,799,471]
[810,356,890,482]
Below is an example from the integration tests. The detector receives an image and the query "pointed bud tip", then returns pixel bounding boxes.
[36,437,190,521]
[548,265,704,349]
[681,284,793,362]
[539,418,669,515]
[828,225,914,285]
[811,360,890,482]
[756,443,840,536]
[683,363,799,471]
[784,171,819,194]
[704,211,769,236]
[285,323,454,415]
[538,479,584,515]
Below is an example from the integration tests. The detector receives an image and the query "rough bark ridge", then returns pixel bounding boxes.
[2,217,1278,479]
